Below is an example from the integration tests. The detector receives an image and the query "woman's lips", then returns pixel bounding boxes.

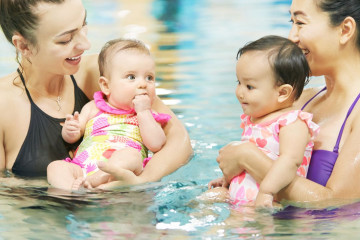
[66,55,82,65]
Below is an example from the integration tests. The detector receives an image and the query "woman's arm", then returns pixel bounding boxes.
[217,141,270,184]
[98,96,193,184]
[218,142,331,201]
[279,109,360,201]
[219,113,360,202]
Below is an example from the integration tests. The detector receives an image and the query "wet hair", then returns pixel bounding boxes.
[98,38,151,78]
[236,35,310,100]
[0,0,66,61]
[315,0,360,50]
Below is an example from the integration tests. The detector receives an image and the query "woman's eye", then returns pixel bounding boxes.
[289,18,304,26]
[58,38,72,45]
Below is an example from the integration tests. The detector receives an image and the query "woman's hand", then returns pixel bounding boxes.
[216,141,246,183]
[208,177,228,189]
[255,191,274,208]
[217,141,272,184]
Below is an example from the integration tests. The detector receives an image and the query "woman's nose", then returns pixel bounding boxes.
[288,25,299,44]
[75,26,91,51]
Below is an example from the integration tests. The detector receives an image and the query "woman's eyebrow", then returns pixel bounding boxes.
[289,10,307,17]
[55,10,87,37]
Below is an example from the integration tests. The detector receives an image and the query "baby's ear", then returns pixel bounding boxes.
[98,76,111,95]
[277,84,293,103]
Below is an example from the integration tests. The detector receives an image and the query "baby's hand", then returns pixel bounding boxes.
[62,111,81,141]
[208,177,229,189]
[255,191,274,208]
[133,94,151,113]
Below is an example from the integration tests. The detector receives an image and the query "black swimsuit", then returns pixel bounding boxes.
[12,69,90,177]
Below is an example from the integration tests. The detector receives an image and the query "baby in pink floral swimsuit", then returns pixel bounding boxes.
[208,35,319,207]
[47,38,170,191]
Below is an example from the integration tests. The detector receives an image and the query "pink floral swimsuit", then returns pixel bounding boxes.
[229,110,320,205]
[65,91,171,177]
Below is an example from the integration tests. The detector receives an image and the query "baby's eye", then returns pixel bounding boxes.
[146,75,154,81]
[236,80,240,85]
[127,75,136,80]
[247,85,254,90]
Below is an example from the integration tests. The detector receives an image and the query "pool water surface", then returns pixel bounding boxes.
[1,0,359,239]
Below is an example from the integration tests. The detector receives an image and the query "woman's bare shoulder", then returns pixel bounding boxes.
[0,72,29,123]
[74,54,100,99]
[0,72,23,102]
[294,86,325,109]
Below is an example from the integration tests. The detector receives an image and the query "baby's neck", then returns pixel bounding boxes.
[250,105,295,124]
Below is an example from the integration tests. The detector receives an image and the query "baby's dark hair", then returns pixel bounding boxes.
[236,35,310,100]
[98,38,150,78]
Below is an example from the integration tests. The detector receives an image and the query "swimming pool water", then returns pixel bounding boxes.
[1,0,359,239]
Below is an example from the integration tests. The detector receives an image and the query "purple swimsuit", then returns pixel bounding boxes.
[302,87,360,186]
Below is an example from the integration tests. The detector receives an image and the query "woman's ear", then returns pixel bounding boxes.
[99,76,111,95]
[12,33,31,57]
[339,16,356,45]
[277,84,293,103]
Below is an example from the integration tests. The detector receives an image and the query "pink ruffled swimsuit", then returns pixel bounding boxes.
[65,91,171,177]
[229,110,320,205]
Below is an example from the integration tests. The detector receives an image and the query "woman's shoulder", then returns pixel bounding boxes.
[73,54,100,100]
[0,72,30,124]
[0,72,24,101]
[294,86,325,109]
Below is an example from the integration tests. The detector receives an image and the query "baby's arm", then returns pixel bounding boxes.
[255,119,311,207]
[62,101,98,143]
[133,95,166,152]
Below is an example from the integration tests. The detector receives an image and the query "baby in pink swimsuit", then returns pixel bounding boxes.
[47,38,170,191]
[208,35,319,207]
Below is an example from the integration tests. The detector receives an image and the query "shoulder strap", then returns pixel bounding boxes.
[333,92,360,153]
[301,86,327,110]
[17,68,34,103]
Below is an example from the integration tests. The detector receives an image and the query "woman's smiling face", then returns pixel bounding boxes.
[288,0,341,76]
[28,0,91,75]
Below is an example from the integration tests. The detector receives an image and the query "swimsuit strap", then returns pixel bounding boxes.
[17,68,34,104]
[301,86,327,110]
[17,68,77,105]
[70,75,78,88]
[333,92,360,153]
